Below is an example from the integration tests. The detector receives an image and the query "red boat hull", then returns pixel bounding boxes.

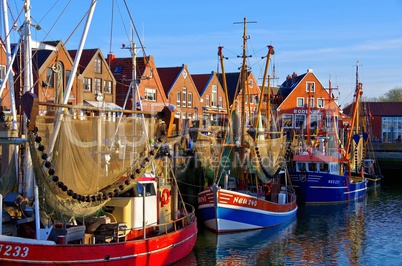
[0,219,197,266]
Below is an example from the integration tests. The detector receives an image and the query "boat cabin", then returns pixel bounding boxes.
[295,161,339,175]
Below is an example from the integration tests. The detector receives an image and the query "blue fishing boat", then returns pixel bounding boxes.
[289,67,368,204]
[197,18,297,233]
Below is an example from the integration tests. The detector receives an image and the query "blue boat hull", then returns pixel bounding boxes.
[198,188,298,233]
[289,172,367,204]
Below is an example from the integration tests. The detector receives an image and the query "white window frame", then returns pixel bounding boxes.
[282,114,293,128]
[297,97,304,107]
[94,78,101,95]
[94,58,102,73]
[182,87,187,107]
[84,78,92,92]
[295,114,306,128]
[177,92,181,107]
[212,85,217,107]
[187,93,192,108]
[317,98,325,108]
[145,88,156,101]
[103,80,112,94]
[306,82,315,92]
[206,95,210,107]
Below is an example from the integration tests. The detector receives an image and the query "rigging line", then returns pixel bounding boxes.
[36,0,61,25]
[122,0,148,61]
[1,5,23,44]
[33,0,72,44]
[109,0,114,54]
[115,0,130,47]
[65,0,95,45]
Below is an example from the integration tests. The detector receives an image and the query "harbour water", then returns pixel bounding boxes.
[176,184,402,265]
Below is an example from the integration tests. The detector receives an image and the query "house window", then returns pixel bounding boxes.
[310,115,318,132]
[309,97,314,108]
[66,70,71,84]
[104,80,112,94]
[297,97,304,107]
[145,88,156,101]
[0,65,6,84]
[295,114,306,128]
[84,78,92,92]
[177,92,181,107]
[212,85,217,107]
[206,95,210,107]
[282,114,293,128]
[219,96,223,108]
[46,67,54,87]
[317,98,324,108]
[306,82,315,92]
[94,58,102,73]
[94,78,101,95]
[182,88,187,107]
[187,93,192,108]
[249,79,253,88]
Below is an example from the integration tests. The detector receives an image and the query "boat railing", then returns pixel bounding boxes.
[153,203,196,235]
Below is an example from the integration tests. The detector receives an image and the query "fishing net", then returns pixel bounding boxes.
[29,112,154,220]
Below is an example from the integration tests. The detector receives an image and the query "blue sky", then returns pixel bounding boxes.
[3,0,402,105]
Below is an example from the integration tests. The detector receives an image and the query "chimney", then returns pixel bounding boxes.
[107,53,115,65]
[292,72,297,81]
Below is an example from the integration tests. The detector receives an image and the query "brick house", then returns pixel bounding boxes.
[219,71,261,126]
[276,69,342,136]
[13,41,78,115]
[69,48,118,110]
[192,71,227,128]
[107,54,167,113]
[157,64,201,134]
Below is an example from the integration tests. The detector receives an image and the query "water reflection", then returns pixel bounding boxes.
[186,186,402,265]
[193,218,297,265]
[291,198,366,265]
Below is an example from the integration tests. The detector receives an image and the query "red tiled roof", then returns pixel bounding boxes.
[156,66,182,95]
[68,49,98,74]
[108,56,149,80]
[191,73,211,95]
[343,102,402,116]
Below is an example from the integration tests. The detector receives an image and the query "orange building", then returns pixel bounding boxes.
[276,69,342,136]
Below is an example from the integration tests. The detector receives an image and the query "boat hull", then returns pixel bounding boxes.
[197,187,298,233]
[0,219,197,266]
[290,172,367,204]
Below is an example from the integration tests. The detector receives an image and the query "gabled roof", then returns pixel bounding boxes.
[108,56,149,81]
[218,72,240,106]
[68,49,98,74]
[344,102,402,116]
[157,66,182,95]
[277,72,307,98]
[191,72,213,95]
[13,41,61,71]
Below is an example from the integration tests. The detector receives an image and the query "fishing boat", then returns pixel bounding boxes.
[0,1,197,265]
[344,61,383,189]
[197,18,298,233]
[288,68,367,204]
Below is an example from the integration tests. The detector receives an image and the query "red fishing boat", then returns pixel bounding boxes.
[0,1,197,265]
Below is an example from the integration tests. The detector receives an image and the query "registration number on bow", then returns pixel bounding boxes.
[0,244,29,258]
[233,197,257,206]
